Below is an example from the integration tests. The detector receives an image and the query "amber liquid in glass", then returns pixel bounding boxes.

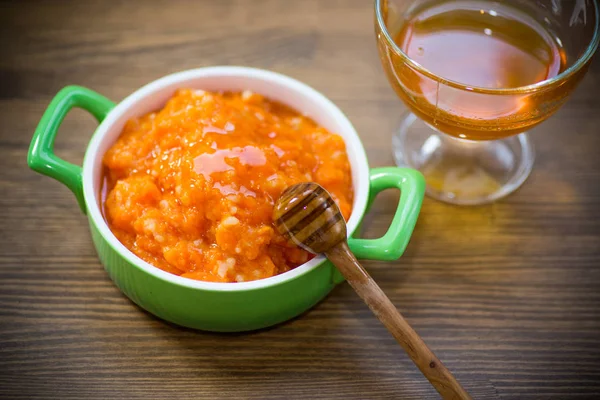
[389,1,569,140]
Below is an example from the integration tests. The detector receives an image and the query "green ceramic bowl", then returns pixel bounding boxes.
[28,67,425,332]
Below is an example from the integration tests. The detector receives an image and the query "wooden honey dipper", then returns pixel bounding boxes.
[273,182,471,400]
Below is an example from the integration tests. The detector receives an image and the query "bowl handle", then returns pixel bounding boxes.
[27,86,115,214]
[348,167,425,261]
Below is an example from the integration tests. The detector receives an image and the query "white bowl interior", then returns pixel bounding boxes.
[83,67,369,291]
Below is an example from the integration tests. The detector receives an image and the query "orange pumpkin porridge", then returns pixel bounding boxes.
[102,89,353,283]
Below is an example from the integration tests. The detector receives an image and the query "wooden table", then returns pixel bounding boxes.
[2,1,600,398]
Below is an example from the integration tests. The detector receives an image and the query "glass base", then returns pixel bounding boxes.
[392,113,535,205]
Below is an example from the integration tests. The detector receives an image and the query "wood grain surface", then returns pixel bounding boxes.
[1,0,600,399]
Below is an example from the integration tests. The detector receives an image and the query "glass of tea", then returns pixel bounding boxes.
[375,0,599,205]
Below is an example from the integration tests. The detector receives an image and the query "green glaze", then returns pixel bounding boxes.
[27,86,115,213]
[349,167,425,260]
[29,85,426,332]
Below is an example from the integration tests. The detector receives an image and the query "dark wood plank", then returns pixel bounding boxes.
[1,0,600,398]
